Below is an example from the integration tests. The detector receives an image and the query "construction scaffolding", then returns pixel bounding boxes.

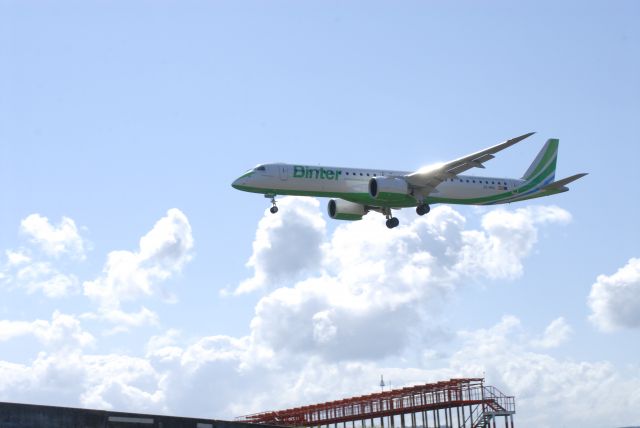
[239,378,515,428]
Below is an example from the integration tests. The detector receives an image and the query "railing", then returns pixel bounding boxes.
[239,379,515,427]
[459,386,516,428]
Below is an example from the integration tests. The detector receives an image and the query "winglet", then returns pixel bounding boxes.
[511,131,537,144]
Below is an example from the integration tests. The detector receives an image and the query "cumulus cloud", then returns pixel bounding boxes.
[239,199,571,362]
[83,209,193,327]
[530,317,573,349]
[235,198,326,294]
[450,316,640,428]
[2,215,87,298]
[20,214,87,260]
[5,250,31,266]
[0,311,94,348]
[0,351,164,412]
[1,200,639,428]
[456,206,571,279]
[588,258,640,331]
[14,262,80,298]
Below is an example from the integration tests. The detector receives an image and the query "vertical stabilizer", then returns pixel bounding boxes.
[522,138,558,183]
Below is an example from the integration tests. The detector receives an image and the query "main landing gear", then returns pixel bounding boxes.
[383,208,399,229]
[416,204,431,216]
[266,194,278,214]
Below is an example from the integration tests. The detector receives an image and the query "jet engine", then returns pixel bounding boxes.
[327,199,366,221]
[368,177,410,204]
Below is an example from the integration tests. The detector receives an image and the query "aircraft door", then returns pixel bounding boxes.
[279,165,290,181]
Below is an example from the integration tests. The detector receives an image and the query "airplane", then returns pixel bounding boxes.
[231,133,587,229]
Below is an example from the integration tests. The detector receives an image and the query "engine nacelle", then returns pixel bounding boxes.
[327,199,366,221]
[368,177,410,204]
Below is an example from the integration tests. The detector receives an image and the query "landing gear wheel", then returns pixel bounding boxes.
[416,204,431,216]
[385,217,400,229]
[266,195,278,214]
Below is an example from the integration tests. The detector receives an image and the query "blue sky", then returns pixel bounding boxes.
[1,1,639,427]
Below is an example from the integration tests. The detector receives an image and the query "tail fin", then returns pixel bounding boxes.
[521,138,559,183]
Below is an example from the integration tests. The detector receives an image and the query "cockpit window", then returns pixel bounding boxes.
[254,165,266,171]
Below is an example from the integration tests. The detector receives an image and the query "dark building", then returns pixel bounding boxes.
[0,402,274,428]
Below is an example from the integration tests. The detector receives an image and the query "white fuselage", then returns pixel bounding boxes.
[232,163,527,208]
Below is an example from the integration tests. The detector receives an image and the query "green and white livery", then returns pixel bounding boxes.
[232,133,587,229]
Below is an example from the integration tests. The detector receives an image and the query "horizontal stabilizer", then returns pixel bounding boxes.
[540,173,588,191]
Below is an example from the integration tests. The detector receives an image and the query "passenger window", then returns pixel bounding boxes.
[366,173,370,176]
[360,173,363,176]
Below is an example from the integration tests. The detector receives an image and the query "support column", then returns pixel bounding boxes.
[401,413,405,428]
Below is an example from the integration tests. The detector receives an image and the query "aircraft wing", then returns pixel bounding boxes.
[404,132,536,195]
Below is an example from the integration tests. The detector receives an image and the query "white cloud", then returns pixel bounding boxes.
[83,209,193,327]
[2,215,87,298]
[0,311,94,348]
[15,262,80,298]
[450,316,640,428]
[4,200,637,428]
[20,214,87,260]
[235,198,326,294]
[5,250,31,266]
[240,200,571,363]
[2,314,639,427]
[588,258,640,331]
[456,206,572,279]
[0,351,164,412]
[530,317,573,349]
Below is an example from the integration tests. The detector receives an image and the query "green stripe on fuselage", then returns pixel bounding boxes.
[235,157,561,208]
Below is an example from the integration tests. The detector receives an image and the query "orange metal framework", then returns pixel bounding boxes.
[238,378,515,428]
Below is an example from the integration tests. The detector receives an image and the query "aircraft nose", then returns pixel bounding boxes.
[232,176,246,189]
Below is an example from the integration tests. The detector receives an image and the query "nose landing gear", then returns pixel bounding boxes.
[265,194,278,214]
